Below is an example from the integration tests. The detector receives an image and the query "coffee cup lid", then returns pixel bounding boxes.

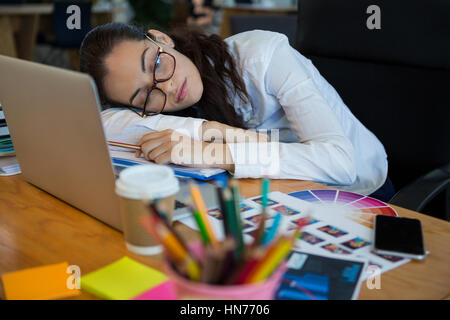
[115,164,179,200]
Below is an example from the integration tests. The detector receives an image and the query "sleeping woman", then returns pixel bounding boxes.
[79,22,394,201]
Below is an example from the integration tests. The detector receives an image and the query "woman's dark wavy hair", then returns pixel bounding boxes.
[79,22,250,128]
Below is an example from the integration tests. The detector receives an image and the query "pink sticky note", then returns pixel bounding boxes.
[133,280,178,300]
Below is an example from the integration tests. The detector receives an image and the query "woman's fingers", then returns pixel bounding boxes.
[146,142,169,162]
[135,129,194,165]
[153,150,172,165]
[135,143,169,162]
[137,129,172,146]
[135,129,174,158]
[141,138,168,160]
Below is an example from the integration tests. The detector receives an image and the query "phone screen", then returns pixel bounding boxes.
[375,215,425,256]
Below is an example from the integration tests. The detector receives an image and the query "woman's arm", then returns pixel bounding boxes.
[200,121,270,144]
[134,128,235,172]
[101,107,267,146]
[101,107,262,171]
[132,119,271,172]
[226,36,357,186]
[101,108,207,147]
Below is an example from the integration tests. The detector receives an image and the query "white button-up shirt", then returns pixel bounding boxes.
[101,30,388,195]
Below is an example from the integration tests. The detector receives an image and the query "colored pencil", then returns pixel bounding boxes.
[216,186,231,237]
[200,245,225,284]
[245,237,292,283]
[148,203,190,252]
[222,187,236,235]
[261,178,270,208]
[240,239,280,284]
[261,213,282,246]
[189,183,219,248]
[238,215,307,284]
[140,207,201,281]
[107,140,141,150]
[192,209,210,245]
[252,178,270,246]
[231,248,264,285]
[139,213,182,263]
[221,187,244,262]
[138,213,190,277]
[252,212,267,247]
[229,179,245,261]
[179,198,210,245]
[155,221,201,281]
[216,238,236,284]
[154,223,187,260]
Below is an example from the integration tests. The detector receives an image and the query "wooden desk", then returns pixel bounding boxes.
[0,4,113,61]
[0,174,449,300]
[218,3,297,38]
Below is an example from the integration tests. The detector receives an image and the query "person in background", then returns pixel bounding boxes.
[79,22,395,202]
[186,0,220,35]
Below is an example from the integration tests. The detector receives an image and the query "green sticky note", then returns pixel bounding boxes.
[81,257,168,300]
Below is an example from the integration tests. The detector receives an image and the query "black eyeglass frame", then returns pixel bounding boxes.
[126,34,177,118]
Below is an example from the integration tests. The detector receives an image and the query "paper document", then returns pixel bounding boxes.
[0,156,20,176]
[110,150,226,180]
[178,191,410,283]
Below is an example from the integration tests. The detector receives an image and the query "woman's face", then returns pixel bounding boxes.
[103,30,203,114]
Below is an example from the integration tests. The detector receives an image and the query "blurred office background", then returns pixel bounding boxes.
[0,0,298,70]
[1,0,448,220]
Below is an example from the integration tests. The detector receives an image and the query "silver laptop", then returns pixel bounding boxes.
[0,55,218,231]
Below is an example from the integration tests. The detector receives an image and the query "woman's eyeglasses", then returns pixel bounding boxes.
[128,34,176,118]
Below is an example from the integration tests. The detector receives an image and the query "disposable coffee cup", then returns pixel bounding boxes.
[115,164,179,255]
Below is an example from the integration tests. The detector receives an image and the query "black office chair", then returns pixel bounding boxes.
[52,1,92,48]
[42,1,92,70]
[295,0,450,220]
[229,14,297,47]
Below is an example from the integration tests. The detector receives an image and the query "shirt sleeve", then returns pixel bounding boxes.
[101,108,207,148]
[226,38,357,186]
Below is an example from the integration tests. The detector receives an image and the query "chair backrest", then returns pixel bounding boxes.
[229,14,297,47]
[296,0,450,190]
[52,1,92,48]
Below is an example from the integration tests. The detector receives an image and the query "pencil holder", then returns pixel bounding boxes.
[163,241,287,300]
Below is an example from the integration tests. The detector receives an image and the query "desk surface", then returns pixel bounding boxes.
[0,174,449,300]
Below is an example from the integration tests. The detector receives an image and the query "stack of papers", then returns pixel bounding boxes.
[0,155,20,176]
[177,190,411,299]
[110,150,226,181]
[0,108,15,157]
[0,137,14,156]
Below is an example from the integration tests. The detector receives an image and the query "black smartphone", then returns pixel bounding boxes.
[374,215,426,260]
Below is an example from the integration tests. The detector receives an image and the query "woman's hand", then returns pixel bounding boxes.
[200,121,270,144]
[135,129,235,172]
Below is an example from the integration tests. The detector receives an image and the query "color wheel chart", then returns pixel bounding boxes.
[288,190,397,217]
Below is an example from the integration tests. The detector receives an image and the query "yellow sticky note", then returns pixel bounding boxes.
[2,262,81,300]
[80,257,168,300]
